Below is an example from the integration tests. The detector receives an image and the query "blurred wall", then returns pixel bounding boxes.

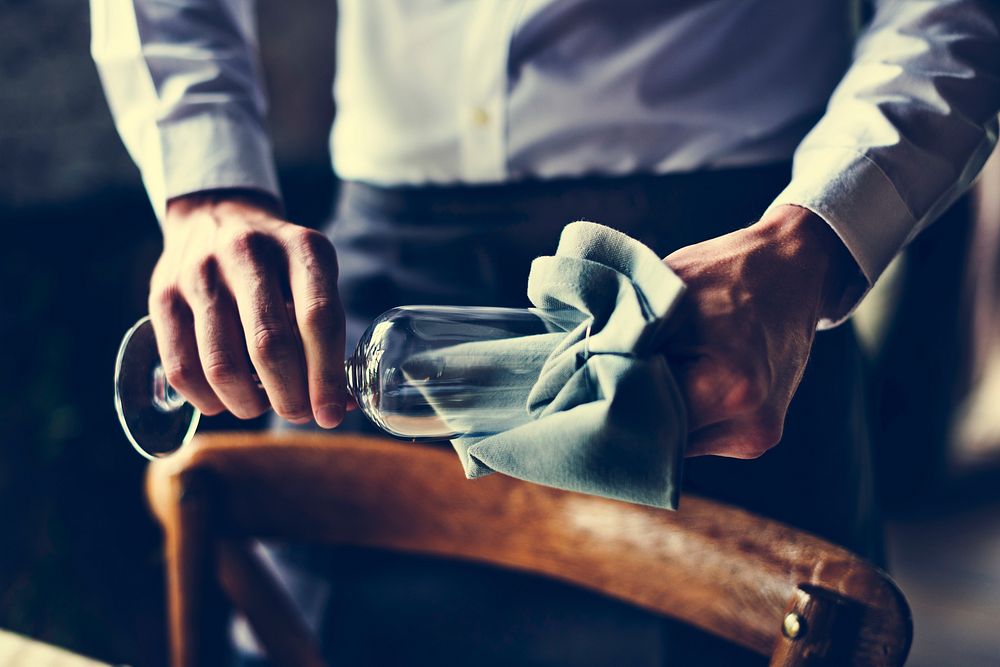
[0,1,137,208]
[0,0,336,208]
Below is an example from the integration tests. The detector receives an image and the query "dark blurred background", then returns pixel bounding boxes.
[0,2,998,666]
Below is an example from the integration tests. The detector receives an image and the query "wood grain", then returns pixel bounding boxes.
[146,432,912,666]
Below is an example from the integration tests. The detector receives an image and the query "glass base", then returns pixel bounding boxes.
[114,316,200,460]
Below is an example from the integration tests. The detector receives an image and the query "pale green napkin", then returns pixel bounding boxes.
[421,221,688,509]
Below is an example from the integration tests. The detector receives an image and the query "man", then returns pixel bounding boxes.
[92,1,999,664]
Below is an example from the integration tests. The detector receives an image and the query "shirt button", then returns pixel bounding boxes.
[471,106,490,127]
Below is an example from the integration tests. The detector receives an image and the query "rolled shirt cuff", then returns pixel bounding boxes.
[763,146,918,328]
[145,107,281,221]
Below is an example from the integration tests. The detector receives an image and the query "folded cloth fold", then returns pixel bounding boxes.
[431,221,688,509]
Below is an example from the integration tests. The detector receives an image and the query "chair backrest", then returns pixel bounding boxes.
[146,432,912,667]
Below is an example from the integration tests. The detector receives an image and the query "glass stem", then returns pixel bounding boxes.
[151,365,187,413]
[151,358,362,414]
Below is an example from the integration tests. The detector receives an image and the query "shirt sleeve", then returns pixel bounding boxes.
[90,0,280,221]
[763,0,1000,326]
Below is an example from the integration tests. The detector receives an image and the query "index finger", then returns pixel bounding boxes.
[284,228,348,428]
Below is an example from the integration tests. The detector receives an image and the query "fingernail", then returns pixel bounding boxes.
[316,403,345,429]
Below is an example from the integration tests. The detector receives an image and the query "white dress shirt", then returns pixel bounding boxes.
[91,0,1000,303]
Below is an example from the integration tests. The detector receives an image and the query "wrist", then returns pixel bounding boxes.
[166,188,283,224]
[752,205,865,321]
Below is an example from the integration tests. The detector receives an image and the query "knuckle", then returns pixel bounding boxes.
[289,227,327,254]
[162,358,200,390]
[149,286,184,316]
[300,295,337,330]
[202,350,240,386]
[252,326,293,363]
[288,227,325,253]
[226,229,270,262]
[186,256,222,300]
[289,228,338,275]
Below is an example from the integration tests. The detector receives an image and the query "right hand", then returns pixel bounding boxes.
[148,189,347,428]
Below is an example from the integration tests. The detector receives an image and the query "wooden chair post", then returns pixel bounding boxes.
[148,466,230,667]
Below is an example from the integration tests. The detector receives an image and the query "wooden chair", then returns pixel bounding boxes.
[145,432,912,667]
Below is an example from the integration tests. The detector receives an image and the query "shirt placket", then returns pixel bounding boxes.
[458,1,523,182]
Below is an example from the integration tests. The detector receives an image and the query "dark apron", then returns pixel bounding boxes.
[245,165,881,667]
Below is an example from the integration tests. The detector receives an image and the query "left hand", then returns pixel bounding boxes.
[663,205,863,459]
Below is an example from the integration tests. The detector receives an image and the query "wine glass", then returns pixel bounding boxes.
[114,305,584,460]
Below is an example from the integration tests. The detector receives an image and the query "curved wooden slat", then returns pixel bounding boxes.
[147,432,911,665]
